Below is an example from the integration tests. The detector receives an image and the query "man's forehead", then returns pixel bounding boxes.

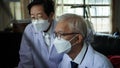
[30,5,44,12]
[57,22,68,28]
[30,10,43,14]
[55,22,71,32]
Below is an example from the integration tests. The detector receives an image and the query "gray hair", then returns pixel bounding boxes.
[57,13,94,43]
[58,13,94,43]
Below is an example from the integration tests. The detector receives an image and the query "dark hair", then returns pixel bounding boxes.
[27,0,55,17]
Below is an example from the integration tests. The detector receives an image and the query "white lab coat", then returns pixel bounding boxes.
[18,20,63,68]
[58,44,113,68]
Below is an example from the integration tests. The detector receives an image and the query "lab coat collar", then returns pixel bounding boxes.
[74,42,87,64]
[80,43,95,67]
[62,42,87,64]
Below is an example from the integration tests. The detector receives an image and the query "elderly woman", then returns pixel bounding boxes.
[53,13,113,68]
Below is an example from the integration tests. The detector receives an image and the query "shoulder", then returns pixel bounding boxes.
[22,23,35,39]
[24,23,33,32]
[93,51,113,68]
[86,45,113,68]
[23,23,38,35]
[88,44,111,64]
[94,51,109,63]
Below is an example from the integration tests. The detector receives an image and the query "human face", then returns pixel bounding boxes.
[30,5,49,20]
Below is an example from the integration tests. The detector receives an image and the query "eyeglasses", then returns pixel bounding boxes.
[54,32,79,39]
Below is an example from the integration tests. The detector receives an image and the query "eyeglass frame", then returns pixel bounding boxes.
[54,31,80,39]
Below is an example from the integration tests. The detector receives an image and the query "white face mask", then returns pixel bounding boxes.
[53,35,77,53]
[32,19,50,32]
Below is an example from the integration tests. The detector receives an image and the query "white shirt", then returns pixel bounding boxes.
[58,42,87,68]
[43,29,51,48]
[58,42,113,68]
[43,21,55,49]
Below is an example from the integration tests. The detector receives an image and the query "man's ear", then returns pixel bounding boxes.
[48,12,54,22]
[49,12,54,19]
[77,34,83,43]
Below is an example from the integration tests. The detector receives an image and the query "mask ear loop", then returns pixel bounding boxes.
[69,34,78,41]
[69,34,79,47]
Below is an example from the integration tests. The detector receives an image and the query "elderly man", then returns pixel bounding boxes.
[53,13,113,68]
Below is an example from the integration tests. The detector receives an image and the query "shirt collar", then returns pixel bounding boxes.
[73,42,87,64]
[63,42,87,64]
